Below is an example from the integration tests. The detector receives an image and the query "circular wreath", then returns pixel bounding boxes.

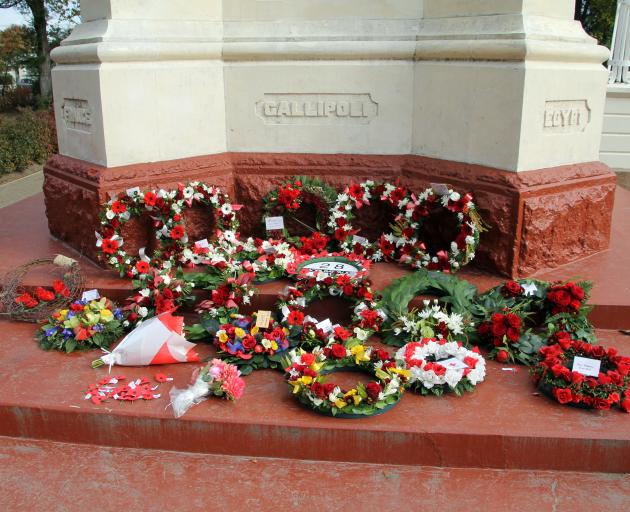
[473,279,594,365]
[284,344,409,417]
[262,176,337,243]
[286,251,370,282]
[328,180,409,261]
[162,182,239,267]
[276,273,386,349]
[532,339,630,412]
[200,313,291,374]
[395,339,486,396]
[97,189,175,278]
[378,270,478,347]
[393,187,483,273]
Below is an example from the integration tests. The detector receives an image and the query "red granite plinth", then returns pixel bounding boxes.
[43,153,616,278]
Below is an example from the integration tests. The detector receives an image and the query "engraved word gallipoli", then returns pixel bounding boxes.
[543,100,591,133]
[256,93,378,125]
[62,98,93,132]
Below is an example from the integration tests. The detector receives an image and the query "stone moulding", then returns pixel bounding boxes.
[43,152,616,279]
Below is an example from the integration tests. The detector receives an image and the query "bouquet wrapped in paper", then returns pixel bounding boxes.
[92,311,199,369]
[170,359,245,418]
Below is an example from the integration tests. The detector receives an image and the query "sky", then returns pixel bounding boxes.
[0,7,29,30]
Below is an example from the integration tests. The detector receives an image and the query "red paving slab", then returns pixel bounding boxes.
[1,436,628,512]
[1,318,629,473]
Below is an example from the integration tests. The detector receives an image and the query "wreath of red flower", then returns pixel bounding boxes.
[531,339,630,412]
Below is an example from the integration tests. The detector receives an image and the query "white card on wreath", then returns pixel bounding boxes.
[195,239,209,249]
[126,186,141,196]
[316,318,333,333]
[82,289,100,302]
[572,356,601,377]
[353,235,368,245]
[437,357,469,371]
[431,183,450,196]
[265,216,285,231]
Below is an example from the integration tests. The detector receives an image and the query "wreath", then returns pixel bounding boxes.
[186,271,257,339]
[532,339,630,412]
[391,187,484,273]
[36,297,125,353]
[395,339,486,396]
[286,251,370,282]
[284,343,409,417]
[193,312,291,374]
[276,272,386,349]
[262,176,337,242]
[97,189,175,277]
[162,182,239,267]
[472,279,595,365]
[378,270,478,347]
[328,180,409,261]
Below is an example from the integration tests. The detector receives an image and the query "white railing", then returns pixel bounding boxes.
[609,0,630,84]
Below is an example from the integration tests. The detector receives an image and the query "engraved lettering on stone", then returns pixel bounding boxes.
[256,94,378,125]
[543,100,590,133]
[62,98,93,132]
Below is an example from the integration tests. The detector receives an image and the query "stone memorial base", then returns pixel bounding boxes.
[44,152,616,278]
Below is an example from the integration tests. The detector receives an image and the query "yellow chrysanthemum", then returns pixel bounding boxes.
[234,327,246,338]
[334,399,348,409]
[218,332,228,343]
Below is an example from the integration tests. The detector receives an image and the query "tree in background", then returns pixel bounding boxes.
[0,24,34,84]
[0,0,78,98]
[575,0,618,48]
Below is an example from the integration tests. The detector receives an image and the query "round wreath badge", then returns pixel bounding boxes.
[532,338,630,412]
[97,189,175,277]
[284,343,409,417]
[388,187,484,273]
[473,279,594,365]
[162,182,240,267]
[262,176,337,241]
[395,339,486,396]
[277,272,386,349]
[328,180,409,261]
[286,252,370,282]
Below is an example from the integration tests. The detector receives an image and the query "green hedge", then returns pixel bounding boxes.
[0,109,56,175]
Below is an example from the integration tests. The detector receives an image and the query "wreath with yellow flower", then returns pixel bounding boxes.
[284,342,409,417]
[276,272,386,350]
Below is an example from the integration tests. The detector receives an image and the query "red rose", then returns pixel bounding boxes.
[621,400,630,413]
[144,191,157,206]
[287,310,304,326]
[506,327,520,343]
[590,345,606,358]
[594,398,611,410]
[330,344,347,359]
[242,335,257,350]
[365,381,382,402]
[496,350,509,363]
[506,314,521,329]
[608,392,620,404]
[310,382,326,399]
[502,281,523,297]
[333,326,351,341]
[553,387,573,405]
[170,225,185,240]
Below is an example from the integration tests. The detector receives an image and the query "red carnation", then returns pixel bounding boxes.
[34,287,55,302]
[301,353,315,366]
[170,225,185,240]
[52,280,70,297]
[330,344,347,359]
[288,310,304,326]
[135,261,150,274]
[365,382,382,402]
[15,292,38,308]
[101,238,119,255]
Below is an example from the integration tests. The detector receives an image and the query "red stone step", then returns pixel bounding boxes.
[1,435,628,511]
[1,319,629,474]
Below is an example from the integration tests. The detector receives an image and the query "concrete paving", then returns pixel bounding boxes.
[0,170,43,208]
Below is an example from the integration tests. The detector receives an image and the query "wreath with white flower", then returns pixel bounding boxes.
[162,182,239,267]
[398,187,484,273]
[328,180,410,262]
[395,339,486,396]
[284,343,409,417]
[96,189,176,278]
[276,272,386,350]
[262,176,337,242]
